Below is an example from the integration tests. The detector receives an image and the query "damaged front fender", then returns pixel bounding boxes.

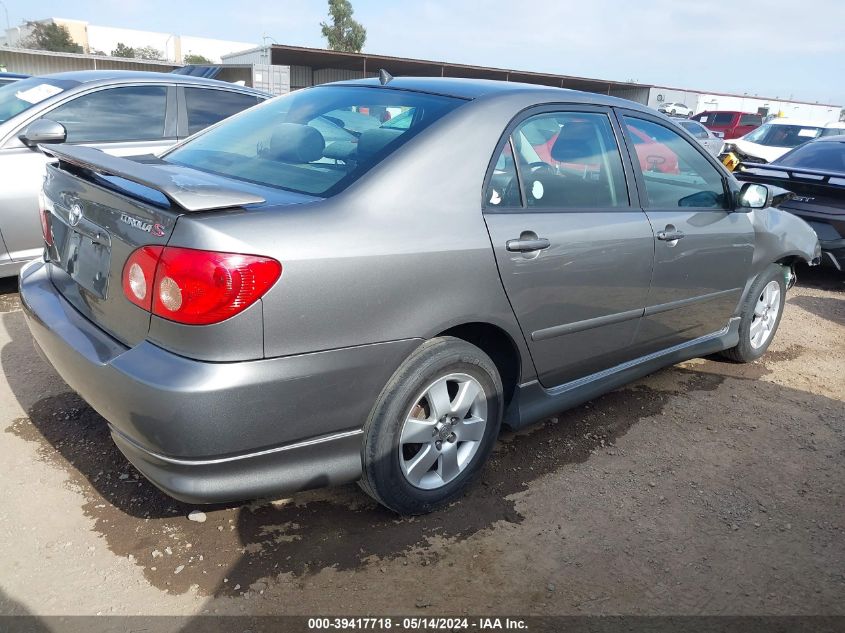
[749,206,821,271]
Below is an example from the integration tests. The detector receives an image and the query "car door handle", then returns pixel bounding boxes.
[656,229,685,241]
[506,237,551,252]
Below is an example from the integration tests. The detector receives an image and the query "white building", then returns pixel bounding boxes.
[647,86,841,123]
[0,18,254,64]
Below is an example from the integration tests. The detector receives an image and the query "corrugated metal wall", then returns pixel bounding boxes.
[251,64,290,95]
[607,86,650,105]
[0,48,179,75]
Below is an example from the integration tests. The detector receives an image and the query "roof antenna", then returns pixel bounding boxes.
[378,68,393,85]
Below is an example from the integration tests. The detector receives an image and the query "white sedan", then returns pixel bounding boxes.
[658,102,692,117]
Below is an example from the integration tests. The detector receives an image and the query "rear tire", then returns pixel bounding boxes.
[721,265,786,363]
[359,337,503,515]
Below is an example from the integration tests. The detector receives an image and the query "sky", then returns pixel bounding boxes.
[2,0,843,104]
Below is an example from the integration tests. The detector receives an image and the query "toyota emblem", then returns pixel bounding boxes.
[68,203,82,227]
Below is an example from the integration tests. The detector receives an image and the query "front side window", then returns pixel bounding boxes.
[623,116,727,209]
[503,111,629,209]
[46,85,168,143]
[165,86,463,197]
[184,88,263,136]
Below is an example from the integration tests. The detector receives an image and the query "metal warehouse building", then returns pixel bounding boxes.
[221,44,842,122]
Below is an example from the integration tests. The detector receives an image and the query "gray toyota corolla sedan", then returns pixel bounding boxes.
[20,77,820,514]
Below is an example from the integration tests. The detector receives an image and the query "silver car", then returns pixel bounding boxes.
[20,77,820,515]
[0,70,268,277]
[675,118,725,157]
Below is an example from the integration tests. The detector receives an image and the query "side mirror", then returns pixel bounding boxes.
[18,119,67,147]
[737,182,771,210]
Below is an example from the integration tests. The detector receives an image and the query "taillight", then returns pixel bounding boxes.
[122,246,281,325]
[122,246,164,310]
[38,191,53,247]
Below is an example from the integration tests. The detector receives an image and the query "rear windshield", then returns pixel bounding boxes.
[164,86,464,197]
[0,76,79,124]
[776,141,845,172]
[743,123,828,148]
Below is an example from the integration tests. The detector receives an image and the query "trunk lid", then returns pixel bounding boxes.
[40,145,312,347]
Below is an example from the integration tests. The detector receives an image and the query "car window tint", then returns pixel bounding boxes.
[623,116,727,210]
[777,141,845,171]
[711,113,734,126]
[485,141,521,208]
[679,121,708,139]
[184,88,262,135]
[165,86,463,197]
[739,114,762,126]
[508,112,629,209]
[47,86,167,143]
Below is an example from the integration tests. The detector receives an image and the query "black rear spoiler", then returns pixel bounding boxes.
[40,144,265,212]
[740,162,845,184]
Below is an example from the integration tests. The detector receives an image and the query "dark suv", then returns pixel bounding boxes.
[692,111,763,139]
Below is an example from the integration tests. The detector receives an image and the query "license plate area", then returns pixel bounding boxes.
[50,215,112,300]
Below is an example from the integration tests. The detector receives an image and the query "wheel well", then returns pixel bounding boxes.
[438,322,521,406]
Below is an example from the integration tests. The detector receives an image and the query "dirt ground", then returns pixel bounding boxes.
[0,266,842,617]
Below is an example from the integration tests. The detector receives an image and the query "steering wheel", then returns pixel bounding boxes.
[526,161,556,176]
[646,155,666,172]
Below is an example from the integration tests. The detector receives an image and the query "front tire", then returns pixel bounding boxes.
[359,337,503,515]
[721,265,786,363]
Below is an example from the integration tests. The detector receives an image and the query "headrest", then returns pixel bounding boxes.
[357,128,404,160]
[550,122,600,163]
[269,123,325,163]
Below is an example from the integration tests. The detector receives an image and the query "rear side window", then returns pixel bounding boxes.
[711,113,735,126]
[487,111,629,210]
[46,85,168,143]
[739,114,762,126]
[165,86,463,197]
[623,116,727,209]
[184,88,263,135]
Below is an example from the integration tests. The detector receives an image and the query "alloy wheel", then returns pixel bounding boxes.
[398,373,488,490]
[750,280,781,349]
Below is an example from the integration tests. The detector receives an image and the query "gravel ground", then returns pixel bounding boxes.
[0,266,842,617]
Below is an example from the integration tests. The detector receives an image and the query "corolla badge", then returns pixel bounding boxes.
[119,212,165,237]
[68,203,83,227]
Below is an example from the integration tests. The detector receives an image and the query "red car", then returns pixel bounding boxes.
[691,111,763,140]
[534,125,680,174]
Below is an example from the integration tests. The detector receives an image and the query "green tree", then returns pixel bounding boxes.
[183,53,214,64]
[320,0,366,53]
[23,21,83,53]
[134,46,165,61]
[111,42,135,58]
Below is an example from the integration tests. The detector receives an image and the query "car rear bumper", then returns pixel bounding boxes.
[19,259,421,503]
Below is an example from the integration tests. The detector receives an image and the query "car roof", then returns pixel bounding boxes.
[326,76,654,112]
[807,134,845,143]
[767,118,845,128]
[0,72,30,79]
[697,110,754,116]
[34,70,268,95]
